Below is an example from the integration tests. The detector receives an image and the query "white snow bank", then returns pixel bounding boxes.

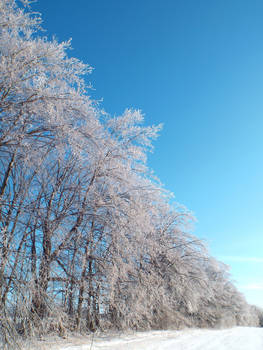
[57,327,263,350]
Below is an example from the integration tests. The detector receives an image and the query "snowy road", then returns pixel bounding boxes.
[59,327,263,350]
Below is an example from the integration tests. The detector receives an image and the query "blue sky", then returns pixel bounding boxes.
[33,0,263,308]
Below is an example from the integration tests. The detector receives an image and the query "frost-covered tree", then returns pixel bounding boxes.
[0,1,261,349]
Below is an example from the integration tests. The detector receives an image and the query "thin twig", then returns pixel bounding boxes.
[89,332,95,350]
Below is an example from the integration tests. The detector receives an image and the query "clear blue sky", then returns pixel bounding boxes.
[33,0,263,308]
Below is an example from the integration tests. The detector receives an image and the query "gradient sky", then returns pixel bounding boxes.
[32,0,263,308]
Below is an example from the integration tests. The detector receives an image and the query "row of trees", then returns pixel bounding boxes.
[0,0,262,348]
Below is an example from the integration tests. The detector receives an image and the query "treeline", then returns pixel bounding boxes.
[0,0,262,348]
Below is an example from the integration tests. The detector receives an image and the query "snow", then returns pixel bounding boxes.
[57,327,263,350]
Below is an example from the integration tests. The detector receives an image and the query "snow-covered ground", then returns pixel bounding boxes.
[55,327,263,350]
